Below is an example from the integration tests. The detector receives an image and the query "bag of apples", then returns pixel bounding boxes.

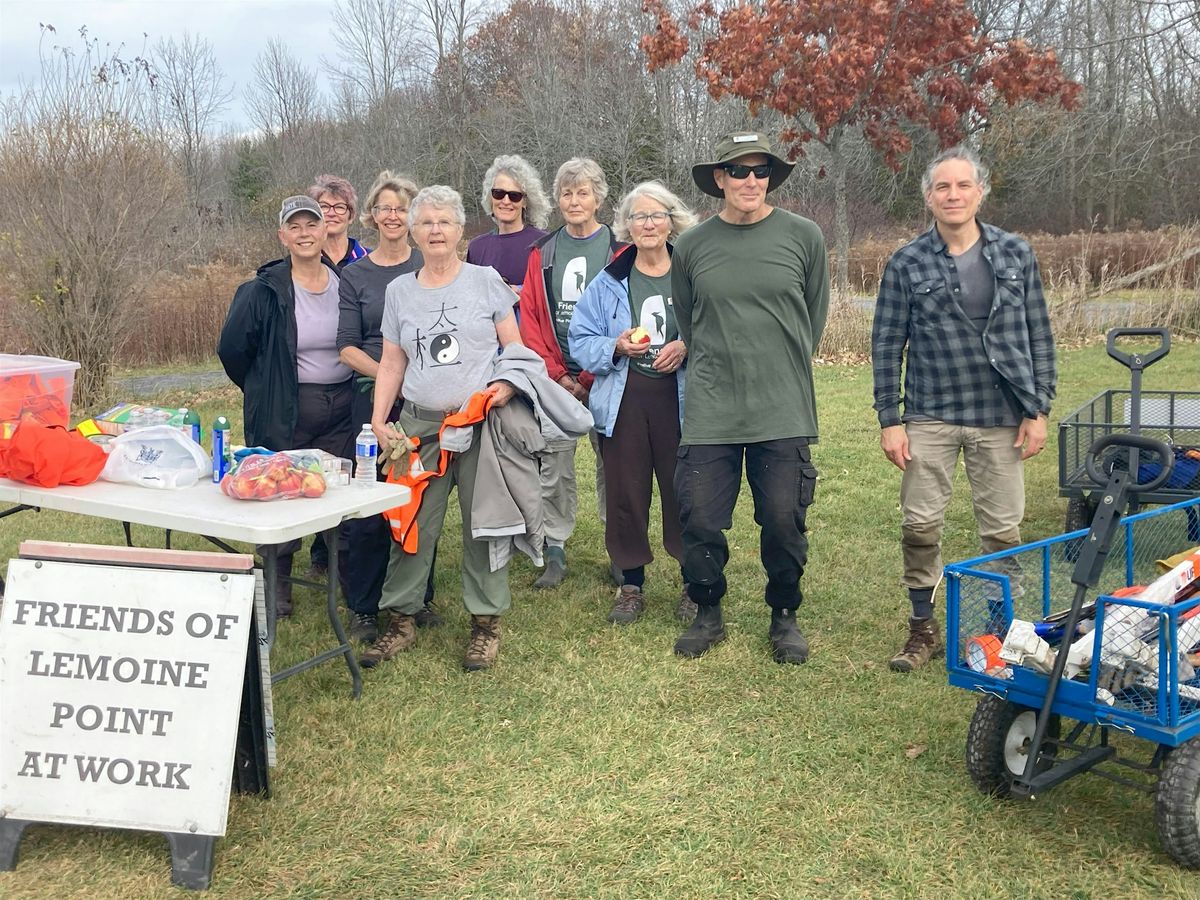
[219,451,327,501]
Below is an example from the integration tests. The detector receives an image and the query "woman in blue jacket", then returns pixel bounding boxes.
[568,181,697,625]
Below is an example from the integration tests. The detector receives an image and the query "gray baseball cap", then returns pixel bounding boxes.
[279,195,324,225]
[692,131,795,198]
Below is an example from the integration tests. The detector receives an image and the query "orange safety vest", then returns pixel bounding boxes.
[382,391,495,553]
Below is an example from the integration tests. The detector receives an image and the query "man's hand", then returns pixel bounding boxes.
[880,425,911,471]
[1015,414,1048,460]
[485,380,516,407]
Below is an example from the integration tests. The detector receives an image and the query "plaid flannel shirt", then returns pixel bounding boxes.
[871,221,1057,429]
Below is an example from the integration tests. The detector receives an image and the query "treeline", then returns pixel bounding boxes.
[2,0,1198,401]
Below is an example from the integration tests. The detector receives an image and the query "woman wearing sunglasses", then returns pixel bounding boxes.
[467,155,550,297]
[568,181,697,625]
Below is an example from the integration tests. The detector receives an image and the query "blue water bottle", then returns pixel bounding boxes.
[212,416,231,483]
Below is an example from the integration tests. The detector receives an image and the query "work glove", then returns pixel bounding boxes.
[381,428,419,480]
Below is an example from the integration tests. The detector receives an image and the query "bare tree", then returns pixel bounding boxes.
[0,26,186,403]
[245,39,320,137]
[326,0,421,112]
[153,32,233,203]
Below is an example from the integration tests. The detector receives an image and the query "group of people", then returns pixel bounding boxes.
[219,130,1056,675]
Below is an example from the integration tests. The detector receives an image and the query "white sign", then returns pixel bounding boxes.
[0,559,255,836]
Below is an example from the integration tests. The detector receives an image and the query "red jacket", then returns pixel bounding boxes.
[518,226,627,390]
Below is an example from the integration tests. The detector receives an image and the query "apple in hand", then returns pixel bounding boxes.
[630,326,651,344]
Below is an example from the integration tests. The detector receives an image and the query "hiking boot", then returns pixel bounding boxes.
[769,608,809,665]
[414,600,443,628]
[360,612,417,668]
[464,615,502,671]
[608,585,646,625]
[888,616,944,673]
[273,553,294,619]
[674,603,726,658]
[534,546,567,589]
[306,561,328,580]
[676,586,698,623]
[349,613,378,644]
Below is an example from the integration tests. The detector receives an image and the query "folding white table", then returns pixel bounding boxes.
[0,477,410,699]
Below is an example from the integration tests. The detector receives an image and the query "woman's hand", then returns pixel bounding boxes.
[652,339,687,373]
[486,381,517,407]
[372,420,400,449]
[557,373,589,402]
[615,327,652,359]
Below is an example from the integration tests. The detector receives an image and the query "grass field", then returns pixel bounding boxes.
[2,341,1199,898]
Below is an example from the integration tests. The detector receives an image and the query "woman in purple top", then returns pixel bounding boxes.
[466,155,550,297]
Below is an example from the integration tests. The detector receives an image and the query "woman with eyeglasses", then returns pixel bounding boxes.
[335,170,440,644]
[568,181,697,625]
[308,173,370,269]
[363,185,523,673]
[466,155,550,299]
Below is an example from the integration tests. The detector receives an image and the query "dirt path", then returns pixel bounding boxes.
[115,369,229,396]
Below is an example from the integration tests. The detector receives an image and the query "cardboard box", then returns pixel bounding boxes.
[93,403,188,436]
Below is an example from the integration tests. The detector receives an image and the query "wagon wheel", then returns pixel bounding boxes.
[965,695,1060,798]
[1156,739,1200,868]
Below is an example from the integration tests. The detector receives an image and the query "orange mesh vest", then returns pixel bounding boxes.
[382,391,495,553]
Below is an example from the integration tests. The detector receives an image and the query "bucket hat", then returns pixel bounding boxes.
[691,131,795,198]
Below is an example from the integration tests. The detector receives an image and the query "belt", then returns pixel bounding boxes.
[405,401,458,422]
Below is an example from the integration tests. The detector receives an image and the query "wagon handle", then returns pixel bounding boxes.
[1085,433,1174,494]
[1106,327,1170,372]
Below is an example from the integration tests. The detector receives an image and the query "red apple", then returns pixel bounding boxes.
[630,326,651,344]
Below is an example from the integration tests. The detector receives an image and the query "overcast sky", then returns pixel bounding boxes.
[0,0,339,131]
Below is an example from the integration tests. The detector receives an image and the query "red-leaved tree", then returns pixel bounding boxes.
[642,0,1083,290]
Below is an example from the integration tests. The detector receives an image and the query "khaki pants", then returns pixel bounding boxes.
[378,408,510,617]
[900,421,1024,590]
[540,430,606,546]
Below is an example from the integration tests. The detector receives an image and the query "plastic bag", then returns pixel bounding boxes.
[219,451,327,501]
[100,425,209,490]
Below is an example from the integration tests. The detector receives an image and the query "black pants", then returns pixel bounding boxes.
[673,438,817,610]
[342,382,435,617]
[265,381,354,582]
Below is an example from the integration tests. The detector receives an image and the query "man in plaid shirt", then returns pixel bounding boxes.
[871,146,1057,672]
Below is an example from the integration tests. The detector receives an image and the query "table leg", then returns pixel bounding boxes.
[324,525,362,699]
[260,544,278,647]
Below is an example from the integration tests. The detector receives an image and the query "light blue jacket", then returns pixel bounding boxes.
[567,246,686,437]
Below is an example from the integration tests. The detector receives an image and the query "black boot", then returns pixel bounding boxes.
[769,608,809,665]
[674,603,726,658]
[274,553,295,619]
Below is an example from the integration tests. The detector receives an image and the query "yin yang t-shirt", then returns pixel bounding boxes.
[381,262,514,411]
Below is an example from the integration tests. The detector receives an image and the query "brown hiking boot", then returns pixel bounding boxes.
[889,616,944,672]
[676,586,698,623]
[464,615,502,671]
[360,612,417,668]
[608,585,646,625]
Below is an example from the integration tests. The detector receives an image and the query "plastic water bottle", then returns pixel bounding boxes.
[354,425,378,486]
[182,408,202,445]
[212,416,231,483]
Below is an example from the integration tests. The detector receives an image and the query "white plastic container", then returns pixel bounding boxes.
[0,354,81,439]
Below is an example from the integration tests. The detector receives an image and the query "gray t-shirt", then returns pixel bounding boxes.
[294,271,352,385]
[551,225,611,374]
[336,251,424,362]
[628,268,677,379]
[381,262,514,410]
[953,238,994,331]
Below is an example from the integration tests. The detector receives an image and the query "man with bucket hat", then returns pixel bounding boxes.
[670,130,830,663]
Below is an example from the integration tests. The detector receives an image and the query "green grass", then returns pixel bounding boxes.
[2,342,1200,898]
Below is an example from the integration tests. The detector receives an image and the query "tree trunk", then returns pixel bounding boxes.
[829,136,850,295]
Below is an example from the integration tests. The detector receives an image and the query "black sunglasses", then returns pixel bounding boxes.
[721,163,773,180]
[491,188,526,202]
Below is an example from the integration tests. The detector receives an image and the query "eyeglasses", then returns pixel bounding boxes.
[628,211,671,226]
[490,188,526,203]
[372,205,407,216]
[319,202,350,215]
[413,219,461,232]
[720,163,772,180]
